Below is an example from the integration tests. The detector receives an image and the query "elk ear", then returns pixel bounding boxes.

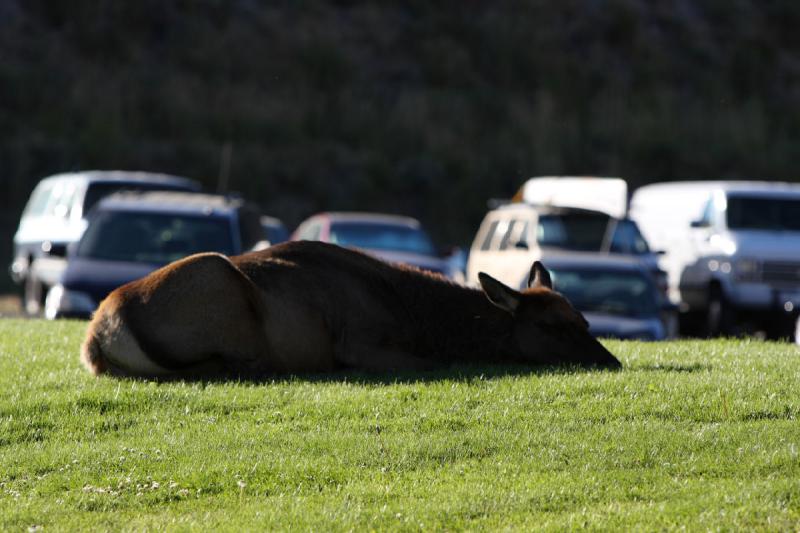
[478,272,520,313]
[528,261,553,290]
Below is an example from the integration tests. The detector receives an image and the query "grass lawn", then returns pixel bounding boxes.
[1,318,798,531]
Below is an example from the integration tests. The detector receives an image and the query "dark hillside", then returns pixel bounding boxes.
[2,0,799,265]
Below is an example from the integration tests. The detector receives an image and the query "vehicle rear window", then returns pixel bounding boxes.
[329,221,436,256]
[77,211,234,264]
[537,213,610,251]
[726,196,800,231]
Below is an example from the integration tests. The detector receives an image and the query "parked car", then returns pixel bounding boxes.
[11,171,202,315]
[630,181,800,337]
[292,212,459,279]
[44,191,265,319]
[543,253,676,340]
[466,202,666,296]
[260,215,289,245]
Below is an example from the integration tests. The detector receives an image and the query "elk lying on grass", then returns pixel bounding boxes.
[81,241,621,378]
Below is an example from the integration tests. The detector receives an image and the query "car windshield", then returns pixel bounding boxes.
[537,212,610,251]
[726,195,800,231]
[550,267,658,318]
[329,221,436,255]
[77,210,234,264]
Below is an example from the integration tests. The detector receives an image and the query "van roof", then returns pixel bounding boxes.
[633,180,800,196]
[39,170,201,190]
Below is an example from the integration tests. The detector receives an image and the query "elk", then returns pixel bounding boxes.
[81,241,621,378]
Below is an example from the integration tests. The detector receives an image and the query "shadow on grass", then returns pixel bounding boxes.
[141,361,622,386]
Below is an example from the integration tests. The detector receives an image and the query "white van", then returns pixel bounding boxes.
[630,181,800,338]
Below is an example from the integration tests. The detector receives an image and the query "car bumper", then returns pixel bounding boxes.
[724,282,800,312]
[682,278,800,313]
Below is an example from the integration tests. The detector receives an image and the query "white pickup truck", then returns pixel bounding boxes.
[630,181,800,339]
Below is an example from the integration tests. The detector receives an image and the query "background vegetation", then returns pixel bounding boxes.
[3,0,800,290]
[1,319,799,530]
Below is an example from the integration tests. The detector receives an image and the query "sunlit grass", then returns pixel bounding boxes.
[1,318,798,531]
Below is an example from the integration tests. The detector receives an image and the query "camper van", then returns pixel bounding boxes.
[630,181,800,338]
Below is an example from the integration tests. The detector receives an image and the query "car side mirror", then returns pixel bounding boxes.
[514,241,529,250]
[690,219,709,229]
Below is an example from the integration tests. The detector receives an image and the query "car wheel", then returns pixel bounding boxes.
[706,284,733,337]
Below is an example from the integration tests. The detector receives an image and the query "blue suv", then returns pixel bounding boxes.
[44,191,265,319]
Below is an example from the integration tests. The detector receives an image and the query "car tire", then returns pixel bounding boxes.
[706,284,733,337]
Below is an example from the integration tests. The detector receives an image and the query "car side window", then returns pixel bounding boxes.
[498,220,519,250]
[41,181,77,219]
[22,182,54,217]
[698,199,714,228]
[480,220,500,251]
[53,182,78,219]
[516,220,531,246]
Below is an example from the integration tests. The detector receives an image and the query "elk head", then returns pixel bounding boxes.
[478,262,621,368]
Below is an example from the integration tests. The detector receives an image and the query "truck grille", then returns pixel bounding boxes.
[761,261,800,285]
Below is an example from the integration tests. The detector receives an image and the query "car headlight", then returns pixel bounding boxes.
[44,284,96,319]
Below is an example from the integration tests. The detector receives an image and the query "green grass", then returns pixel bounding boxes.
[1,319,799,531]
